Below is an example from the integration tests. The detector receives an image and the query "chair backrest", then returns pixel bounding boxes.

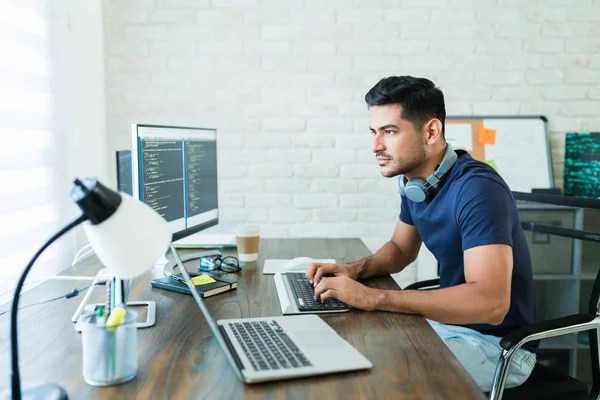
[513,191,600,396]
[589,266,600,399]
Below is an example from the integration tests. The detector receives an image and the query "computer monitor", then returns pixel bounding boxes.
[131,124,219,241]
[116,149,133,196]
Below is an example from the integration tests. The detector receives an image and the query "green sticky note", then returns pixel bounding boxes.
[484,160,498,171]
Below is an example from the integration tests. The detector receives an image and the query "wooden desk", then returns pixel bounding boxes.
[1,238,485,399]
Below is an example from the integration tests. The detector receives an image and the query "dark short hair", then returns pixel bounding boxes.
[364,76,446,137]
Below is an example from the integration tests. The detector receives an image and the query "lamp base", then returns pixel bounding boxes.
[1,383,68,400]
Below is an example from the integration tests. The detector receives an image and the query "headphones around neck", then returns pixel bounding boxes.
[397,142,457,203]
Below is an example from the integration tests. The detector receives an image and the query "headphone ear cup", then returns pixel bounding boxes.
[404,178,428,203]
[397,175,407,196]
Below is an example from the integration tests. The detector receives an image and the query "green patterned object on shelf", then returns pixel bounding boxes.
[564,132,600,199]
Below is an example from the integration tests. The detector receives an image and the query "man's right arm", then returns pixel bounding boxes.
[351,219,422,279]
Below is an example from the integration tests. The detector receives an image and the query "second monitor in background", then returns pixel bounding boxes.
[116,149,133,196]
[131,124,235,248]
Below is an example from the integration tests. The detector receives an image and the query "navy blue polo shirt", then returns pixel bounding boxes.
[400,151,536,343]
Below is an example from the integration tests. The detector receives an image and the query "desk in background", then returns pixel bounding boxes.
[0,238,485,399]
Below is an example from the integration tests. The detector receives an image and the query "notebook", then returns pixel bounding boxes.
[151,273,237,298]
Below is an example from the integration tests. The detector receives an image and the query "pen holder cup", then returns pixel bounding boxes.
[80,310,138,387]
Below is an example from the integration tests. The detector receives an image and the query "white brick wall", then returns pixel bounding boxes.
[104,0,600,287]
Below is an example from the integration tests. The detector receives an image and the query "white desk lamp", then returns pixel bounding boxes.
[3,177,171,400]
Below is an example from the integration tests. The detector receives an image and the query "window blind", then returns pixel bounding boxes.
[0,0,61,295]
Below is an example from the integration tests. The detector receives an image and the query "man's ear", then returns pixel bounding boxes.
[424,118,443,144]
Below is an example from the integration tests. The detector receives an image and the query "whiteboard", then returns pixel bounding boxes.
[446,116,553,193]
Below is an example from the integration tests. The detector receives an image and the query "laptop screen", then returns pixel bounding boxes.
[168,244,244,380]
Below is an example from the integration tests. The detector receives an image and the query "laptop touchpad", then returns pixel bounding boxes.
[293,329,346,349]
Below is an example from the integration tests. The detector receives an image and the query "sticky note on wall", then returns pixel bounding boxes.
[485,160,498,172]
[478,127,497,145]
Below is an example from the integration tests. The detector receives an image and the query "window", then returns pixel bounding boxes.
[0,1,64,297]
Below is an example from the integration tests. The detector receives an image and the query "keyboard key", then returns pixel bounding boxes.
[285,273,350,312]
[229,320,312,371]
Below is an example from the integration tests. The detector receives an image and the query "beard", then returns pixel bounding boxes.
[377,144,427,178]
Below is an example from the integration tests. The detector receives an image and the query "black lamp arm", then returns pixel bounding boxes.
[10,214,88,400]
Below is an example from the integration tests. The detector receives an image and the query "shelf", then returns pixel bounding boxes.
[580,273,598,280]
[539,335,577,350]
[534,274,577,280]
[517,202,578,211]
[538,332,596,350]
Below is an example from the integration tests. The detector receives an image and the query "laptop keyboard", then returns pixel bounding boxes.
[229,320,312,371]
[286,273,350,312]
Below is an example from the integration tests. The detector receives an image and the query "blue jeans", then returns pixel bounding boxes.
[428,320,536,392]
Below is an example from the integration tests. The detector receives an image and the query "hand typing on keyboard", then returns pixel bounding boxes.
[313,276,380,311]
[305,261,361,287]
[286,273,350,311]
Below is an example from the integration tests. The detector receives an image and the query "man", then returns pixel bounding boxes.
[306,76,537,392]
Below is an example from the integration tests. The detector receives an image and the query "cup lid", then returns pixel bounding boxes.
[236,223,259,236]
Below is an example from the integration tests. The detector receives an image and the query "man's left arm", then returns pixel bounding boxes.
[371,244,512,324]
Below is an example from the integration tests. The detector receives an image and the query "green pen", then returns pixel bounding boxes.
[96,306,105,325]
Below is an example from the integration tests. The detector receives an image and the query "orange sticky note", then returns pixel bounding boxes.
[478,127,497,145]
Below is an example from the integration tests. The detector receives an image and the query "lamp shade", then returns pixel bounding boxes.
[82,193,171,278]
[71,178,171,279]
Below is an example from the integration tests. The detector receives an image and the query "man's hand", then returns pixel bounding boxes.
[305,262,359,286]
[313,276,379,311]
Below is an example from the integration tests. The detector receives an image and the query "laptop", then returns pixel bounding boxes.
[274,271,350,315]
[170,244,372,383]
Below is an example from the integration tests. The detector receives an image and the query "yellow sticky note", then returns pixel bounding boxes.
[478,127,497,145]
[485,160,498,172]
[191,274,217,285]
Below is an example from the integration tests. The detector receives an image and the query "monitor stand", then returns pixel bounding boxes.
[172,232,236,249]
[155,249,222,267]
[162,249,222,273]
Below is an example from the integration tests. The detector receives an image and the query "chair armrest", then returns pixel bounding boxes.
[500,313,596,350]
[404,278,440,290]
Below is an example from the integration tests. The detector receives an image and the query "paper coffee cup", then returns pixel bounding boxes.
[236,224,260,262]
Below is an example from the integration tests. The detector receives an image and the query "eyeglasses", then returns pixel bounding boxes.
[198,255,241,273]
